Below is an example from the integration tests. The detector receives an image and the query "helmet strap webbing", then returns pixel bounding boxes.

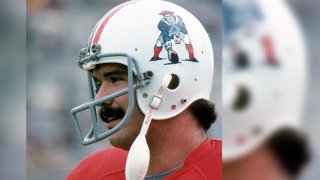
[125,74,172,180]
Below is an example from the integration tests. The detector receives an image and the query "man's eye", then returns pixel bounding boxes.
[111,76,124,83]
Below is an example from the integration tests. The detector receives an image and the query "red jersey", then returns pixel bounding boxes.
[66,138,222,180]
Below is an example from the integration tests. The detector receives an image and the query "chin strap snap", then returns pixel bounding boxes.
[125,74,172,180]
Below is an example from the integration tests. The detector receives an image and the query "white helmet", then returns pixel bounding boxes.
[222,0,307,161]
[71,0,214,145]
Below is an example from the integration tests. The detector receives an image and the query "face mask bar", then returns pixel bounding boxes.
[71,53,150,145]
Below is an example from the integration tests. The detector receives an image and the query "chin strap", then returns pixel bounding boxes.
[125,74,172,180]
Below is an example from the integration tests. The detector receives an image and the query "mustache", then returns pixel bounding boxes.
[99,106,125,123]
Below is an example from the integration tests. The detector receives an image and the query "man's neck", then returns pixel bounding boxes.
[223,144,291,180]
[146,110,207,175]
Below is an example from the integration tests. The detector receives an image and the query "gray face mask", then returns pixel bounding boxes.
[71,51,150,146]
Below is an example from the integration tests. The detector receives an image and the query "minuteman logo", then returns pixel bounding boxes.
[150,10,199,64]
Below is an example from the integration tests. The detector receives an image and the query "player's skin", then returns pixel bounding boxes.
[223,144,291,180]
[93,63,208,175]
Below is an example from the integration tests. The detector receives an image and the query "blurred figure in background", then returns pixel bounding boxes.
[222,0,310,179]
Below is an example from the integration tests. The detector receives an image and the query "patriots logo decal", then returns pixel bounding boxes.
[150,10,199,65]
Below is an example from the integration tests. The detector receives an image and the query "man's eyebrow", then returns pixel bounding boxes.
[103,68,128,78]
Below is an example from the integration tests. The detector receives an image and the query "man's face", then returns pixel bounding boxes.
[92,63,145,150]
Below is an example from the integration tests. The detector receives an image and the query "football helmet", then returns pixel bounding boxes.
[70,0,214,146]
[222,0,307,161]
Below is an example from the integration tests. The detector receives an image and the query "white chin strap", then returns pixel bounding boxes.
[125,74,172,180]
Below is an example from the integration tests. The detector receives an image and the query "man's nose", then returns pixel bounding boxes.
[95,82,114,105]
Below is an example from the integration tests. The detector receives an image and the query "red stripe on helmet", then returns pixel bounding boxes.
[261,36,277,65]
[92,2,130,45]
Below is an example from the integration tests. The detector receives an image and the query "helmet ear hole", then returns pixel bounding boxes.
[232,85,251,111]
[168,74,179,90]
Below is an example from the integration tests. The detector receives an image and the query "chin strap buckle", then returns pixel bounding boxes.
[149,95,162,109]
